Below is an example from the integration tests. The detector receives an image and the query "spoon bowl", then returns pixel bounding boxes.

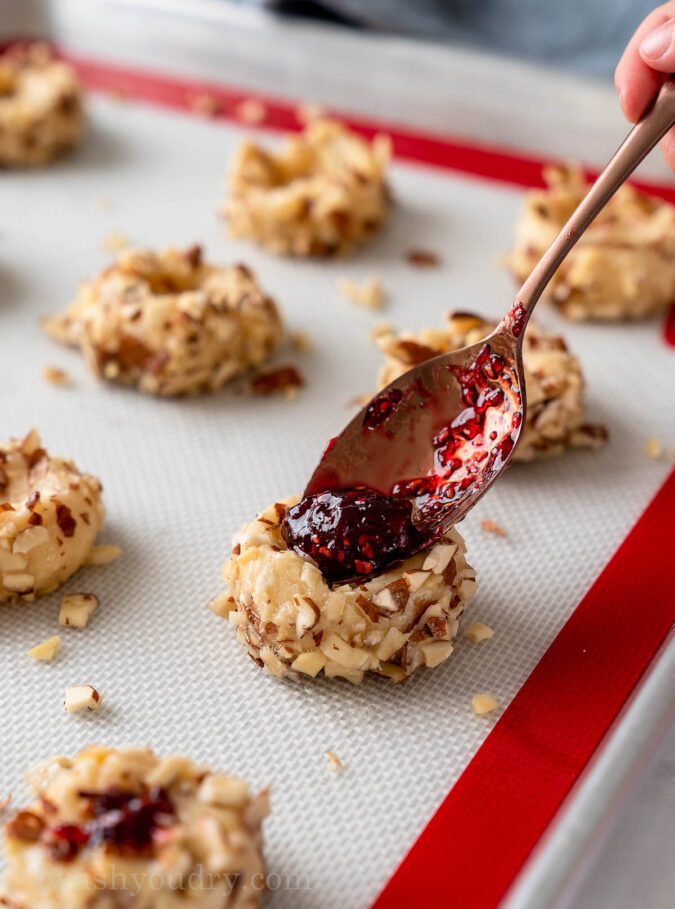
[304,309,526,537]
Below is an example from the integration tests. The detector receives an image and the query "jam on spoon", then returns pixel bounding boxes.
[283,342,521,584]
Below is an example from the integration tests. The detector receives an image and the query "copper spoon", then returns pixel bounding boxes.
[303,76,675,537]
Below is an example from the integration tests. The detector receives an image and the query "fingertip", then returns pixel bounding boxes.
[616,77,647,122]
[615,54,666,122]
[615,5,675,120]
[639,15,675,69]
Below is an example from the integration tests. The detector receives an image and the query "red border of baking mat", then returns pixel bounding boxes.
[373,466,675,908]
[7,42,675,907]
[65,53,675,205]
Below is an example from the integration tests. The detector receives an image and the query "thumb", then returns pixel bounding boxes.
[640,18,675,70]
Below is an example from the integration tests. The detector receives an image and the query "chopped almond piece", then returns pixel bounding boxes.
[250,366,304,395]
[85,544,122,566]
[327,751,343,772]
[59,593,98,628]
[64,685,103,713]
[235,98,266,125]
[295,101,326,124]
[27,635,61,661]
[102,232,130,252]
[198,775,250,808]
[472,692,499,715]
[645,437,662,459]
[464,621,494,643]
[369,321,393,343]
[422,543,457,574]
[4,573,35,594]
[420,640,453,667]
[338,277,385,310]
[207,591,235,618]
[42,366,69,386]
[0,796,11,813]
[191,92,220,117]
[406,249,440,267]
[290,331,312,352]
[291,651,325,677]
[481,519,505,536]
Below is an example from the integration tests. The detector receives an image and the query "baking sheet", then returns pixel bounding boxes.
[2,6,675,909]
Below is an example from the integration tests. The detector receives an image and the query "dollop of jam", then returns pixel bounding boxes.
[45,786,175,862]
[282,488,435,584]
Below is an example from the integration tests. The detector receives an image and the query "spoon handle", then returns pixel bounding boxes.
[504,74,675,334]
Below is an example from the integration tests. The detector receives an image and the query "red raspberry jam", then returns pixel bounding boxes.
[45,786,175,861]
[282,488,434,583]
[394,344,520,519]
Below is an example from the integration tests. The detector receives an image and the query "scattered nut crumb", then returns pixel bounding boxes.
[0,796,11,814]
[102,232,130,252]
[645,437,662,459]
[190,92,220,117]
[110,86,130,103]
[481,519,505,536]
[338,277,385,310]
[250,366,304,395]
[406,249,441,267]
[327,751,343,772]
[59,593,99,628]
[27,635,61,661]
[368,321,393,343]
[42,366,69,386]
[296,101,326,125]
[472,692,499,715]
[235,98,266,125]
[290,331,312,352]
[85,544,123,566]
[64,685,103,713]
[464,621,494,644]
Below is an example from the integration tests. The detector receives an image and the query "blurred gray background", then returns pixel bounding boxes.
[255,0,656,76]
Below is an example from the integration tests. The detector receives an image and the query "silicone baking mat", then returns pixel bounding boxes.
[1,9,674,909]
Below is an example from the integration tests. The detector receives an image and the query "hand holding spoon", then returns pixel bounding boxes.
[283,77,675,583]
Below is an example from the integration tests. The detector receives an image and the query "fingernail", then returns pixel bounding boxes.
[640,21,673,59]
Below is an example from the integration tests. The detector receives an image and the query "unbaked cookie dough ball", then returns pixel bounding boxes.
[375,311,606,461]
[505,164,675,320]
[0,43,84,167]
[0,430,104,602]
[44,245,283,397]
[210,498,477,684]
[224,120,391,256]
[1,745,269,909]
